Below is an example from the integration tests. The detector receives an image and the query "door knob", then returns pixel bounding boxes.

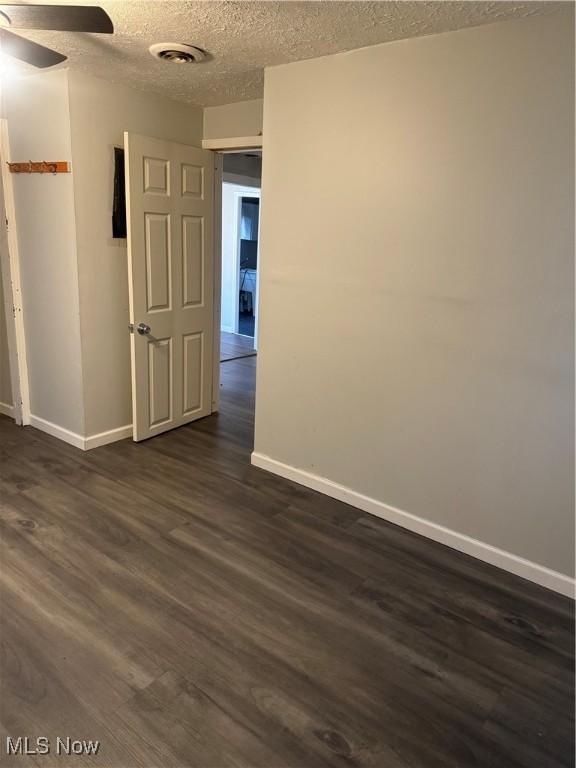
[129,322,151,335]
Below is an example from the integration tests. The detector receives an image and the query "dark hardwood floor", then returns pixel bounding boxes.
[0,356,574,767]
[220,331,256,362]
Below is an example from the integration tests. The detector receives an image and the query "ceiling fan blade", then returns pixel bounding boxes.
[0,28,66,67]
[0,4,113,33]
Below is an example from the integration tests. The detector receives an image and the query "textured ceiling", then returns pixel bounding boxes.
[2,0,566,106]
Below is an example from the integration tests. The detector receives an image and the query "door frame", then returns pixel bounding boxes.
[220,182,261,339]
[210,140,262,414]
[235,186,261,347]
[211,152,223,413]
[0,118,30,425]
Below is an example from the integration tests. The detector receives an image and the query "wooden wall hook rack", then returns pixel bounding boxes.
[7,161,70,174]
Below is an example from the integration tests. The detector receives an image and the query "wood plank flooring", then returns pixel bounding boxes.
[0,356,574,767]
[220,331,256,362]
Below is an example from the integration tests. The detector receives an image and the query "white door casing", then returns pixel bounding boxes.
[221,183,260,342]
[0,119,29,424]
[125,133,215,441]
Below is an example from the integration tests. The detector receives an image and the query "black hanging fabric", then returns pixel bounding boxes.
[112,147,127,239]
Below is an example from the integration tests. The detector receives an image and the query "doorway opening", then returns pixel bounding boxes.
[104,135,262,445]
[215,149,261,451]
[219,151,261,364]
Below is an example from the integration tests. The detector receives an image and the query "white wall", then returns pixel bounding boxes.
[203,99,263,139]
[254,11,574,585]
[223,153,262,187]
[4,69,84,435]
[68,71,203,437]
[4,69,203,442]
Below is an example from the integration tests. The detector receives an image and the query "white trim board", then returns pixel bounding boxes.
[29,415,85,449]
[0,401,14,418]
[85,425,133,450]
[251,452,575,599]
[202,136,263,151]
[29,415,132,451]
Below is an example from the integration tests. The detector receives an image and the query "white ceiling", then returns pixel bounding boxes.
[4,0,565,107]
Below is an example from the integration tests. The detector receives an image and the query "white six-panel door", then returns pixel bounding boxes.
[125,133,215,441]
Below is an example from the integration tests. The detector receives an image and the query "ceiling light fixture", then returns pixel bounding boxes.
[149,43,206,64]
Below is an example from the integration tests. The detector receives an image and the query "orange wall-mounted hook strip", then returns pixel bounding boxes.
[7,161,70,174]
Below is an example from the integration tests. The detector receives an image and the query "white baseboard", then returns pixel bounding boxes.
[29,414,85,449]
[84,424,133,450]
[29,415,132,451]
[0,401,14,418]
[251,452,575,599]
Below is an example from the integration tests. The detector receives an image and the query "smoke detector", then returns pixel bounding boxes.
[149,43,206,64]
